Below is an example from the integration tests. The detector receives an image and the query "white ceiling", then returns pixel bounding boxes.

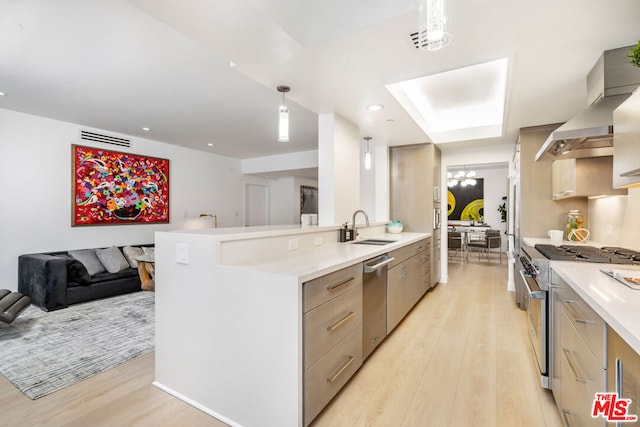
[1,0,639,162]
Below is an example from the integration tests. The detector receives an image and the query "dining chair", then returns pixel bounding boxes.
[447,231,467,262]
[467,230,502,263]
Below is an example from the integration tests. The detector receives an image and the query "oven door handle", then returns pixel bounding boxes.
[520,270,545,299]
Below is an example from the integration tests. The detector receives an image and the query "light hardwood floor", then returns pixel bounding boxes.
[1,260,561,427]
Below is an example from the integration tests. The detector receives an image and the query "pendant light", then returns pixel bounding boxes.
[418,0,452,51]
[363,136,372,170]
[277,85,290,142]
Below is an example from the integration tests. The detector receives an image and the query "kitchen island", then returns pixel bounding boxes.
[153,224,430,427]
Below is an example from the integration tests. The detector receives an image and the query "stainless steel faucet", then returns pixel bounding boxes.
[351,210,369,239]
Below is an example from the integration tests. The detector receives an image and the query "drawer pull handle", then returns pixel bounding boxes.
[562,348,588,384]
[327,312,355,332]
[326,277,355,291]
[327,356,355,383]
[574,319,595,325]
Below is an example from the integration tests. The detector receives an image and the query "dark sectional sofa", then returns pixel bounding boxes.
[18,244,153,311]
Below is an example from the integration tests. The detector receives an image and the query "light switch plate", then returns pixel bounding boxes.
[314,236,323,246]
[175,243,189,264]
[288,239,298,251]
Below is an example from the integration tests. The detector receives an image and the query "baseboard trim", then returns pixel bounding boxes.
[152,381,242,427]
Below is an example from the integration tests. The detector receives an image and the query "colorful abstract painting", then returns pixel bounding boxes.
[72,145,169,226]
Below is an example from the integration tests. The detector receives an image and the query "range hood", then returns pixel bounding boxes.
[536,45,640,161]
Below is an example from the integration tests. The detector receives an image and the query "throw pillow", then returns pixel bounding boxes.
[68,249,106,276]
[65,257,91,285]
[142,247,155,257]
[122,246,144,268]
[95,246,131,274]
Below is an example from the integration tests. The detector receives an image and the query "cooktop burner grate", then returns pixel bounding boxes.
[534,244,640,265]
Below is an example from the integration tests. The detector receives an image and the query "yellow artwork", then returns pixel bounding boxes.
[447,179,484,221]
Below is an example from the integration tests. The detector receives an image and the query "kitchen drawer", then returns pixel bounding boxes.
[558,284,606,368]
[304,327,362,426]
[559,310,606,427]
[304,285,362,367]
[388,240,425,268]
[415,238,430,254]
[303,263,362,313]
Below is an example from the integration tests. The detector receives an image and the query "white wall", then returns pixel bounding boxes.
[318,113,360,226]
[241,150,318,175]
[588,188,640,251]
[0,108,246,291]
[267,176,318,224]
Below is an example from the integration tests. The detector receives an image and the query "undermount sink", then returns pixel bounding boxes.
[352,239,397,245]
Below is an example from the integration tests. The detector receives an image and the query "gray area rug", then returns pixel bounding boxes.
[0,291,154,399]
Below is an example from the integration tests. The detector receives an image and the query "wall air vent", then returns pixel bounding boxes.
[80,130,131,148]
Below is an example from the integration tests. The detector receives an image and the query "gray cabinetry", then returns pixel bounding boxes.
[386,239,430,334]
[551,270,606,427]
[551,157,626,200]
[390,144,441,287]
[613,89,640,188]
[303,263,363,426]
[607,326,640,427]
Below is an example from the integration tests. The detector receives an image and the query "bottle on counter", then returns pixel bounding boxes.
[565,210,583,239]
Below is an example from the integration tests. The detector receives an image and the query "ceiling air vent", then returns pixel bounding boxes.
[80,130,131,148]
[409,31,421,49]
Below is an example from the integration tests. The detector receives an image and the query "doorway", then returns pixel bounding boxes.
[244,183,268,226]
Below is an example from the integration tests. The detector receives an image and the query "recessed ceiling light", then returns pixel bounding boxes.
[142,127,150,131]
[207,143,213,146]
[0,91,6,96]
[366,104,384,112]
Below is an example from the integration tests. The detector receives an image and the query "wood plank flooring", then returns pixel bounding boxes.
[0,260,561,427]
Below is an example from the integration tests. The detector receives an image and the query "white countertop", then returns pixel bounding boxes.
[551,261,640,355]
[229,232,430,283]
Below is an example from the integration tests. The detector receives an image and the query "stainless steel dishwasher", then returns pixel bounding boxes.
[362,253,394,360]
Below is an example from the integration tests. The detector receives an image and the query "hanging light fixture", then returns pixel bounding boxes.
[447,168,476,186]
[417,0,452,51]
[277,85,290,142]
[363,136,372,170]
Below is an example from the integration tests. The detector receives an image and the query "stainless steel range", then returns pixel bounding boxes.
[518,242,640,389]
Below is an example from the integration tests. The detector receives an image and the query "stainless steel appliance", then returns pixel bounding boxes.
[536,45,640,161]
[521,242,640,390]
[520,243,551,388]
[362,254,394,360]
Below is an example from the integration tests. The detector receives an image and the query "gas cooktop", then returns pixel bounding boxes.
[534,244,640,265]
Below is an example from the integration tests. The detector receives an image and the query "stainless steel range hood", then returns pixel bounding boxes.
[535,45,640,161]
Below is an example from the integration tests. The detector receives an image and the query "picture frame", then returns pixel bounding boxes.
[72,144,170,226]
[300,185,318,215]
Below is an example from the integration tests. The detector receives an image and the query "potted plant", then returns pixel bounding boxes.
[630,41,640,68]
[497,196,507,223]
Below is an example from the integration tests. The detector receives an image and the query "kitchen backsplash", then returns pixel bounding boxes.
[589,187,640,251]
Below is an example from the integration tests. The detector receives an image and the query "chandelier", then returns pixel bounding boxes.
[447,170,476,187]
[417,0,452,51]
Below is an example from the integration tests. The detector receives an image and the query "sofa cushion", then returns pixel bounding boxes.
[68,249,106,276]
[95,246,130,273]
[89,268,138,284]
[65,257,91,286]
[122,246,144,268]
